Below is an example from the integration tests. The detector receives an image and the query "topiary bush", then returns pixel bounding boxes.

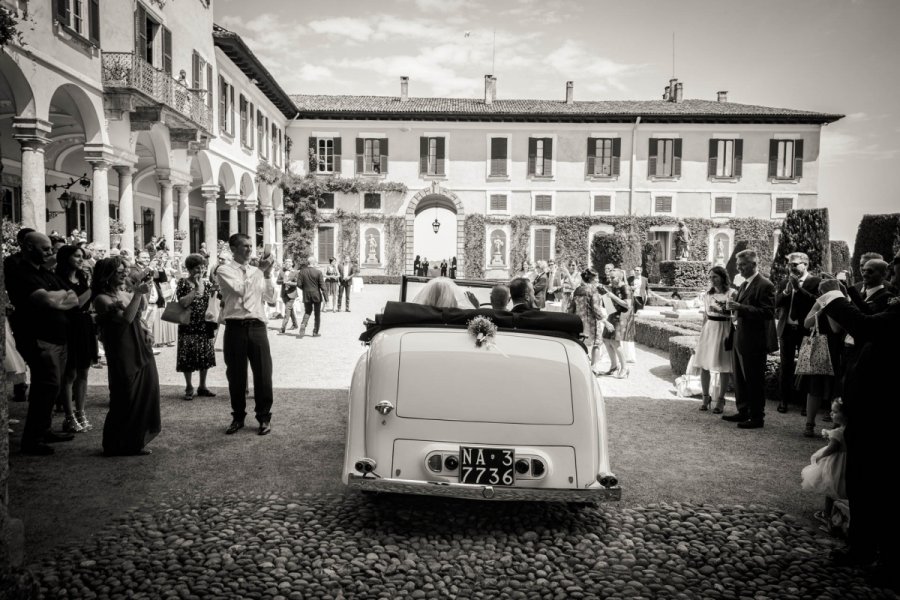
[830,240,851,275]
[590,233,640,275]
[659,261,711,288]
[727,239,773,282]
[772,208,831,282]
[670,335,699,377]
[633,317,698,351]
[850,213,900,279]
[642,240,662,283]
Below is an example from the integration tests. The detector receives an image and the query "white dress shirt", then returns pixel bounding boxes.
[216,261,275,322]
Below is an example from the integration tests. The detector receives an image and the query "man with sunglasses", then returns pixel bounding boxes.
[775,252,821,414]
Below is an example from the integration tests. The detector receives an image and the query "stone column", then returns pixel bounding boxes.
[243,201,258,256]
[176,185,190,253]
[11,118,52,232]
[88,160,111,250]
[274,209,285,263]
[158,178,175,252]
[225,194,241,236]
[201,185,219,260]
[114,166,136,254]
[261,206,274,249]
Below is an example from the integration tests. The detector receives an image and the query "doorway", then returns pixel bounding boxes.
[413,199,457,275]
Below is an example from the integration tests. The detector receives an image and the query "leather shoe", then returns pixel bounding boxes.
[21,443,54,456]
[197,388,216,397]
[722,413,749,422]
[225,420,244,435]
[737,419,764,429]
[776,403,788,413]
[258,421,271,436]
[44,431,75,443]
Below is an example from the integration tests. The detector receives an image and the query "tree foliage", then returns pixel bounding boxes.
[772,208,830,282]
[850,213,900,279]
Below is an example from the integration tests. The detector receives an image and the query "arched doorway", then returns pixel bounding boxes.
[405,184,464,275]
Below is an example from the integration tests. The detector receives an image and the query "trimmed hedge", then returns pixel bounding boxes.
[669,335,699,376]
[361,275,402,285]
[634,317,697,351]
[830,240,851,275]
[590,233,641,276]
[850,213,900,279]
[772,208,831,282]
[726,239,773,282]
[659,261,711,288]
[642,240,662,282]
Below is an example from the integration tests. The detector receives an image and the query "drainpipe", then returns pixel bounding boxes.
[628,116,641,215]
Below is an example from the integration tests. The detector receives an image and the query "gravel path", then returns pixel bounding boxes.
[33,493,895,600]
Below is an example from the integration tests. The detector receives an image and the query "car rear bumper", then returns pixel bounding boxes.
[347,475,621,502]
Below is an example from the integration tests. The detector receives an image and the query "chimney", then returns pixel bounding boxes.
[400,76,409,102]
[484,74,495,105]
[717,90,728,103]
[565,81,574,104]
[674,82,683,103]
[668,78,678,102]
[491,75,497,101]
[663,85,670,101]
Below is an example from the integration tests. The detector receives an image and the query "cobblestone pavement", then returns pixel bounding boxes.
[31,493,897,600]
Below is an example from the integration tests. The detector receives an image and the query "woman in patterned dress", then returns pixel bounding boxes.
[568,269,611,376]
[175,253,217,400]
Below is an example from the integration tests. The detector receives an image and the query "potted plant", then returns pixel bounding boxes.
[174,229,188,252]
[109,218,126,249]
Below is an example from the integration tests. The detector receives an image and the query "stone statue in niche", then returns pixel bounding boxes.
[674,221,692,261]
[714,236,727,265]
[491,234,505,265]
[366,233,378,263]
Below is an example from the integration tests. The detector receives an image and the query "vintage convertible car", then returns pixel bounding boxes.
[342,279,620,503]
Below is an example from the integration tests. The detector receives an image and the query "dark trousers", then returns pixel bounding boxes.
[223,320,273,423]
[21,339,67,448]
[303,301,322,334]
[337,282,351,309]
[732,343,767,421]
[779,325,807,407]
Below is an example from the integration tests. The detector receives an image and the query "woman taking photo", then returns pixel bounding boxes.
[92,257,161,456]
[568,269,612,376]
[175,254,218,401]
[55,245,98,432]
[694,266,735,413]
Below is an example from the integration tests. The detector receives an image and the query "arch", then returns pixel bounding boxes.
[50,139,86,171]
[46,83,105,145]
[217,162,237,196]
[0,52,36,117]
[257,179,272,209]
[189,150,214,187]
[239,171,256,203]
[405,183,465,275]
[133,124,172,170]
[272,187,284,212]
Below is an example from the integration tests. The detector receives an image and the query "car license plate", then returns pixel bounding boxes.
[459,446,515,486]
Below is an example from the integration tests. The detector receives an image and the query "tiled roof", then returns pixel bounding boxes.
[213,24,297,120]
[291,95,843,124]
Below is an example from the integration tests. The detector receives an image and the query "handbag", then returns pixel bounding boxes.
[795,315,834,376]
[161,300,191,325]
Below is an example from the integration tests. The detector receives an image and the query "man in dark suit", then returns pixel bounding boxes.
[296,255,326,338]
[336,256,357,312]
[627,267,649,312]
[848,259,894,315]
[509,277,538,313]
[723,249,776,429]
[816,279,900,589]
[774,252,821,413]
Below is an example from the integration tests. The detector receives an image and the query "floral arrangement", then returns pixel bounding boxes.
[174,229,188,240]
[109,218,127,234]
[467,315,497,347]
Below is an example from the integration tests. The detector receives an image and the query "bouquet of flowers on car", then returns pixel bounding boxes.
[467,315,498,348]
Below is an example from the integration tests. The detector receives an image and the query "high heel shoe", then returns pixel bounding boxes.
[74,410,93,432]
[615,367,630,379]
[63,415,85,433]
[600,366,618,376]
[700,395,711,411]
[712,398,726,414]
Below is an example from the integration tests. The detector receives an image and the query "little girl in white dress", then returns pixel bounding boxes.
[801,399,847,522]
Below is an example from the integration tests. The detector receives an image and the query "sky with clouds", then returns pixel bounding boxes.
[216,0,900,245]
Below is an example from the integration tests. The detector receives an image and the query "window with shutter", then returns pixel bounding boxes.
[654,139,676,177]
[654,196,673,213]
[773,140,796,179]
[192,52,202,89]
[228,86,234,134]
[206,65,213,109]
[421,137,446,176]
[593,195,612,213]
[709,139,735,178]
[239,96,248,146]
[218,76,227,132]
[72,0,84,34]
[88,0,100,44]
[489,194,507,211]
[319,193,335,210]
[317,138,334,173]
[534,140,545,177]
[1,186,22,223]
[714,196,732,214]
[317,227,335,263]
[534,194,552,212]
[257,112,266,157]
[363,139,382,174]
[363,193,382,210]
[490,137,508,177]
[592,138,615,176]
[162,27,172,75]
[533,229,552,263]
[775,197,793,214]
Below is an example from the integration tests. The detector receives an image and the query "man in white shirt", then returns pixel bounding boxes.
[217,233,276,436]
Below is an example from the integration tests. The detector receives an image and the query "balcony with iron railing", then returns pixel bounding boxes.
[101,52,212,134]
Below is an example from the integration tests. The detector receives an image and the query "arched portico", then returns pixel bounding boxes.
[405,183,465,275]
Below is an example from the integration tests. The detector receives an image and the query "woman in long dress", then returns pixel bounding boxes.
[92,257,161,456]
[694,266,735,413]
[568,269,611,375]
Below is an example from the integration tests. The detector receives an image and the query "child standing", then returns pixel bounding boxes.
[801,399,847,524]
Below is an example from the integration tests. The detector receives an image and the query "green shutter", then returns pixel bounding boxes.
[162,27,173,75]
[543,138,553,176]
[527,138,537,175]
[586,138,596,175]
[333,137,342,173]
[435,137,445,176]
[192,52,201,89]
[490,137,507,176]
[794,139,803,178]
[612,138,621,176]
[419,137,428,174]
[673,138,682,177]
[380,138,389,174]
[768,139,778,178]
[647,138,658,177]
[708,139,718,177]
[734,139,743,177]
[58,0,70,22]
[88,0,100,44]
[135,5,147,60]
[356,138,364,174]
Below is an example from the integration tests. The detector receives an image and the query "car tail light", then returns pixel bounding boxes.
[531,458,546,477]
[354,458,376,473]
[444,455,458,471]
[515,459,530,475]
[427,454,443,473]
[597,472,618,488]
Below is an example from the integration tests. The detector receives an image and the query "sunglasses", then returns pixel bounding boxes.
[789,262,805,267]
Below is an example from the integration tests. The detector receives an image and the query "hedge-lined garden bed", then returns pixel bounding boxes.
[669,335,699,376]
[659,261,711,288]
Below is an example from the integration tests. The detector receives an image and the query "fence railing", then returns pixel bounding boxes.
[102,52,211,133]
